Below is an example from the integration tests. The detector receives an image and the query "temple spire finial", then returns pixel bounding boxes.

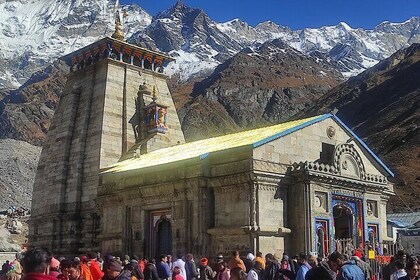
[111,0,125,41]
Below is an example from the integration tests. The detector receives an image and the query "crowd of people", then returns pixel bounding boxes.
[0,248,418,280]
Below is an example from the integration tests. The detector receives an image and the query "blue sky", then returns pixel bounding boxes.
[122,0,420,29]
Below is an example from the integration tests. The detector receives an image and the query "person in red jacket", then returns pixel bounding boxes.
[21,247,58,280]
[86,252,104,280]
[132,256,145,273]
[172,267,183,280]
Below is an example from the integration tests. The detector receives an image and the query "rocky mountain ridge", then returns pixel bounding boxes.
[1,0,420,89]
[0,62,68,145]
[179,39,344,140]
[135,2,420,80]
[0,139,41,209]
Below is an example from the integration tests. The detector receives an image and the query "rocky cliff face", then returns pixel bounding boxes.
[0,139,41,209]
[0,62,68,146]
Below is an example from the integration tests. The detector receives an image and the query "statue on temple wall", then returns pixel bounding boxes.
[157,107,168,128]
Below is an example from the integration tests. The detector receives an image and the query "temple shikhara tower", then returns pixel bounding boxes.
[29,2,185,255]
[30,2,395,258]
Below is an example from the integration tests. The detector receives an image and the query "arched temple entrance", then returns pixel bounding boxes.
[149,211,173,258]
[155,215,172,256]
[333,204,352,239]
[315,218,330,258]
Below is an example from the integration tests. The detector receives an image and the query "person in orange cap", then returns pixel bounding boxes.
[199,258,214,280]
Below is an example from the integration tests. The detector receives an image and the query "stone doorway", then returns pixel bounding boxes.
[333,204,352,239]
[149,210,172,258]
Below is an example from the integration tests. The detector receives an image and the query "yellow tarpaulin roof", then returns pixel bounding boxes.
[102,114,329,174]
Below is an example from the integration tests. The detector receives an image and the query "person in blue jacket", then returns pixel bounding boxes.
[296,254,311,280]
[337,256,365,280]
[156,255,171,280]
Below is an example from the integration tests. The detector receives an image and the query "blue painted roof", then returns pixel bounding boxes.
[387,212,420,227]
[387,219,411,228]
[252,114,332,148]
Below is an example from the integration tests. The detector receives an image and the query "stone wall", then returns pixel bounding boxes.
[30,57,185,255]
[253,118,389,177]
[99,148,255,257]
[30,61,109,254]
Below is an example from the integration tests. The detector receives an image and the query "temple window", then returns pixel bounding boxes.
[122,52,131,64]
[319,143,335,164]
[133,56,142,68]
[144,59,152,70]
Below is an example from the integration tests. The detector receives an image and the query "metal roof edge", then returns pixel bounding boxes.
[332,115,395,177]
[199,153,209,160]
[252,114,333,148]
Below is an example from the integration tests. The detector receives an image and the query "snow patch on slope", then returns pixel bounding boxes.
[165,50,219,81]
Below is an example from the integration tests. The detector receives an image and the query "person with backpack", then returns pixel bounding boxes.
[129,260,144,280]
[305,252,339,280]
[264,254,280,280]
[144,259,159,280]
[350,251,371,280]
[1,261,10,277]
[199,258,214,280]
[337,255,365,280]
[185,255,198,280]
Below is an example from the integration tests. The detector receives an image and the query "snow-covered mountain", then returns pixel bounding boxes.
[130,1,244,81]
[1,0,419,88]
[0,0,151,89]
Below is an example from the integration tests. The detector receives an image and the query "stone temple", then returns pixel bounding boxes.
[30,14,395,258]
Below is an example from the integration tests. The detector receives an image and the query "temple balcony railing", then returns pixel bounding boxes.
[290,161,391,192]
[61,37,174,74]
